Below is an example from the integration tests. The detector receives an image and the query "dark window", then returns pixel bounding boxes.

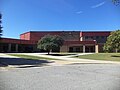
[85,36,88,39]
[69,47,73,52]
[101,36,104,39]
[91,36,93,39]
[96,36,99,39]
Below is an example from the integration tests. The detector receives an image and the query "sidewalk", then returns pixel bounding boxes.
[0,53,120,68]
[21,53,120,65]
[0,53,19,58]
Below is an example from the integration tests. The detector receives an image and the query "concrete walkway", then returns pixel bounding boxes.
[18,53,120,65]
[0,53,19,58]
[51,53,94,58]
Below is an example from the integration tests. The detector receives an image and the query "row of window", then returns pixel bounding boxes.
[84,36,108,39]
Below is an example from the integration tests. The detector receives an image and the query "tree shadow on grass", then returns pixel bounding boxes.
[111,55,120,57]
[48,54,76,56]
[0,57,54,68]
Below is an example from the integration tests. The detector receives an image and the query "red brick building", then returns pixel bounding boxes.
[0,31,110,53]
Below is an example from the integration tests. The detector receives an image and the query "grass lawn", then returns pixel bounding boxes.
[76,53,120,62]
[8,54,59,60]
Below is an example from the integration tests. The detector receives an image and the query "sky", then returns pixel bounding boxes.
[0,0,120,39]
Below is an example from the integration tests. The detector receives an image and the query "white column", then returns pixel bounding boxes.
[73,47,76,52]
[95,44,98,53]
[83,45,85,53]
[8,43,11,52]
[15,44,18,52]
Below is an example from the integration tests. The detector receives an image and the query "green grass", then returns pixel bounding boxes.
[76,53,120,62]
[8,54,59,60]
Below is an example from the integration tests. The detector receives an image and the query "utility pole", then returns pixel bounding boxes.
[0,13,3,38]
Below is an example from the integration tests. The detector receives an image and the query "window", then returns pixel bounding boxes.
[101,36,104,39]
[85,36,88,39]
[96,36,99,39]
[91,36,93,39]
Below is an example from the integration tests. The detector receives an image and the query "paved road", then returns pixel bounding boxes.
[0,64,120,90]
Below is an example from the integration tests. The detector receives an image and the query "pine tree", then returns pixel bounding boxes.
[112,0,120,5]
[0,13,2,38]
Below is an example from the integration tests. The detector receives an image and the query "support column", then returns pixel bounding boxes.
[15,44,18,52]
[83,45,85,53]
[73,47,76,52]
[95,44,98,53]
[8,43,11,52]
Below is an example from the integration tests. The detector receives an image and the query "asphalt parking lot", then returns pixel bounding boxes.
[0,64,120,90]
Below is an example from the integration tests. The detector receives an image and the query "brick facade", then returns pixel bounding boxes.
[0,31,111,53]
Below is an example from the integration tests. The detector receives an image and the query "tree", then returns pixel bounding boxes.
[103,30,120,53]
[37,35,64,54]
[112,0,120,5]
[0,13,2,38]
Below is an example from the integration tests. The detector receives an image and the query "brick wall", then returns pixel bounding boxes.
[20,31,80,41]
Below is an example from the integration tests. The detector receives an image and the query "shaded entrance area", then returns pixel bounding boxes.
[69,45,95,53]
[69,46,83,52]
[0,38,36,53]
[60,41,98,53]
[85,46,95,53]
[0,43,35,53]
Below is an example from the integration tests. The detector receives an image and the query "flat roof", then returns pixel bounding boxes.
[20,30,112,35]
[0,38,36,44]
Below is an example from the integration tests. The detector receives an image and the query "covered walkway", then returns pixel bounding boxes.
[0,38,36,52]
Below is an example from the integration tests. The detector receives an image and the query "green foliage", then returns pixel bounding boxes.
[112,0,120,5]
[103,30,120,53]
[37,35,64,54]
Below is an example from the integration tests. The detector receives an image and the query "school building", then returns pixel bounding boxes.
[0,31,110,53]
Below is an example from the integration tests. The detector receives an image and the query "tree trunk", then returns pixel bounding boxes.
[47,50,50,55]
